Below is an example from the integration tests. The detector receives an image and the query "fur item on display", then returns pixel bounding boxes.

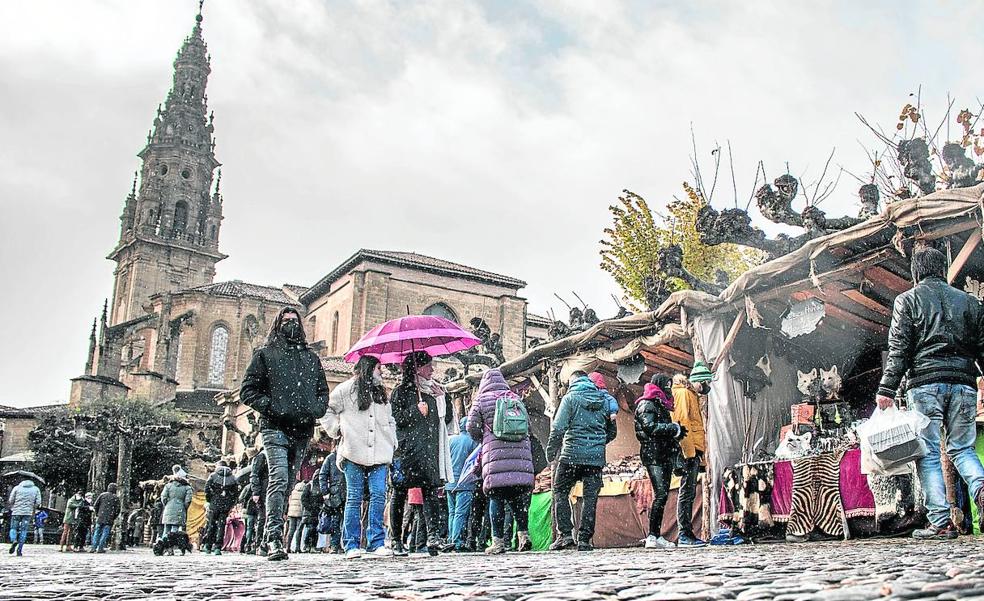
[153,531,193,556]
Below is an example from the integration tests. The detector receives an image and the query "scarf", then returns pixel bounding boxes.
[418,376,453,482]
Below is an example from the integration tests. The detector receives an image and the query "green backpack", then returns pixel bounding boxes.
[492,394,529,442]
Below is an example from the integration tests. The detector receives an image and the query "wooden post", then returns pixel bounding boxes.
[947,228,982,284]
[711,309,746,373]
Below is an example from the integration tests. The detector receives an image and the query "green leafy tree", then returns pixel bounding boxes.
[600,185,760,309]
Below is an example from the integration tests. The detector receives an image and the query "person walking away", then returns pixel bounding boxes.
[390,351,454,557]
[588,372,620,423]
[33,507,48,545]
[444,417,479,552]
[203,460,239,555]
[73,493,94,552]
[160,473,193,553]
[670,373,708,546]
[150,497,163,545]
[248,445,269,555]
[7,478,42,556]
[876,246,984,538]
[92,483,120,553]
[547,371,617,552]
[635,375,688,549]
[316,438,352,555]
[286,481,306,553]
[240,306,328,561]
[61,490,83,552]
[238,484,258,554]
[300,478,322,552]
[467,368,535,554]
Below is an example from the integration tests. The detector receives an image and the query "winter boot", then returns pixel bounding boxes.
[517,531,532,552]
[976,488,984,535]
[485,537,507,555]
[548,534,575,551]
[267,539,288,561]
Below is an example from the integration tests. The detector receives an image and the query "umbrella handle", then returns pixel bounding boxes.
[407,305,424,408]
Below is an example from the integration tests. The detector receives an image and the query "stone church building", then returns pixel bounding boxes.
[71,10,534,474]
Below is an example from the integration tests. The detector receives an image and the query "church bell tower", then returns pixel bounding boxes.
[108,7,226,326]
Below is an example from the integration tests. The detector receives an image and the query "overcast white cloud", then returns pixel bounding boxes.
[1,1,982,406]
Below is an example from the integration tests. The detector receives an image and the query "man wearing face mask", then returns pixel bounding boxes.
[241,307,329,561]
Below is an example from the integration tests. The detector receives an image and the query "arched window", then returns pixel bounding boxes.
[423,302,458,323]
[173,201,188,232]
[207,325,229,386]
[331,311,340,354]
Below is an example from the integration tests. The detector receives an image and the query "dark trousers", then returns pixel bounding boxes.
[677,454,701,537]
[322,506,343,549]
[468,489,488,549]
[644,461,672,537]
[489,486,531,539]
[73,525,90,550]
[204,509,230,550]
[391,486,441,548]
[553,462,603,543]
[261,429,309,546]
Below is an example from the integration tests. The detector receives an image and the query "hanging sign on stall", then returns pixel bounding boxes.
[781,298,825,338]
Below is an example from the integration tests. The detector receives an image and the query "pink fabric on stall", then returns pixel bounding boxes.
[771,460,793,520]
[839,448,876,518]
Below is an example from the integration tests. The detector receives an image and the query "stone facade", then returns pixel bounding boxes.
[301,250,529,362]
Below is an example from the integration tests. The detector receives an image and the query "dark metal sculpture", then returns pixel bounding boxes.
[898,137,936,195]
[942,142,982,189]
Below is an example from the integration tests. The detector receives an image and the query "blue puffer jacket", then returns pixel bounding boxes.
[546,376,615,467]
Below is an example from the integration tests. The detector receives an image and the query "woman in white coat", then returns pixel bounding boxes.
[320,355,397,558]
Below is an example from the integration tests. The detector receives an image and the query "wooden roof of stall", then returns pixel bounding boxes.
[655,184,984,345]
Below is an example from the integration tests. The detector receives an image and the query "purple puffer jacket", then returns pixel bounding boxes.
[466,369,534,493]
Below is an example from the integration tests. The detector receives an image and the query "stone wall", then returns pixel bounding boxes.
[0,417,37,458]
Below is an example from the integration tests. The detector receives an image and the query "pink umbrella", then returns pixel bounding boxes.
[344,315,481,364]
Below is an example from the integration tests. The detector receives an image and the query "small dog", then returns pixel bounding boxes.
[153,531,193,556]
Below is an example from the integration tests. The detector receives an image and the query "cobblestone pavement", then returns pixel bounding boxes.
[1,539,984,600]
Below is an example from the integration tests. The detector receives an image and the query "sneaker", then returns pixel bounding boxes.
[392,541,408,557]
[548,535,576,551]
[645,535,675,549]
[976,489,984,535]
[267,540,288,561]
[213,548,222,556]
[912,523,959,540]
[345,548,365,559]
[677,533,707,547]
[577,542,594,552]
[370,546,393,558]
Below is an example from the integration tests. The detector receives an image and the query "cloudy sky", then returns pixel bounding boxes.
[1,1,981,406]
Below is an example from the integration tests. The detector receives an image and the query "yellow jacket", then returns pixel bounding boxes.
[671,383,706,459]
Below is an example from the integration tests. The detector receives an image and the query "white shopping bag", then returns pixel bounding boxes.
[857,406,929,475]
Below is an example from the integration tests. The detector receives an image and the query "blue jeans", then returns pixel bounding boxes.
[907,383,984,527]
[261,429,310,545]
[341,460,388,552]
[446,489,474,549]
[9,515,31,550]
[93,523,112,551]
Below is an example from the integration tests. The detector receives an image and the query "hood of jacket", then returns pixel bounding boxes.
[214,465,233,479]
[568,376,605,410]
[476,369,512,401]
[15,480,38,493]
[638,383,674,411]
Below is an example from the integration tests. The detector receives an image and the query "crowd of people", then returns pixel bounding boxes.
[9,248,984,559]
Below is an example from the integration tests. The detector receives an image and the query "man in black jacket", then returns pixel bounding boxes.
[202,460,239,555]
[240,307,329,561]
[876,247,984,539]
[92,483,120,553]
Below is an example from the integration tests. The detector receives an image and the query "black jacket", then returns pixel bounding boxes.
[878,276,984,399]
[391,381,453,489]
[238,486,258,517]
[240,338,329,439]
[205,466,239,513]
[318,452,346,509]
[634,395,682,466]
[301,480,323,519]
[93,491,120,526]
[249,453,269,503]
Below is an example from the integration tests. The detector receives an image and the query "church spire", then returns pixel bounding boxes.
[84,318,97,375]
